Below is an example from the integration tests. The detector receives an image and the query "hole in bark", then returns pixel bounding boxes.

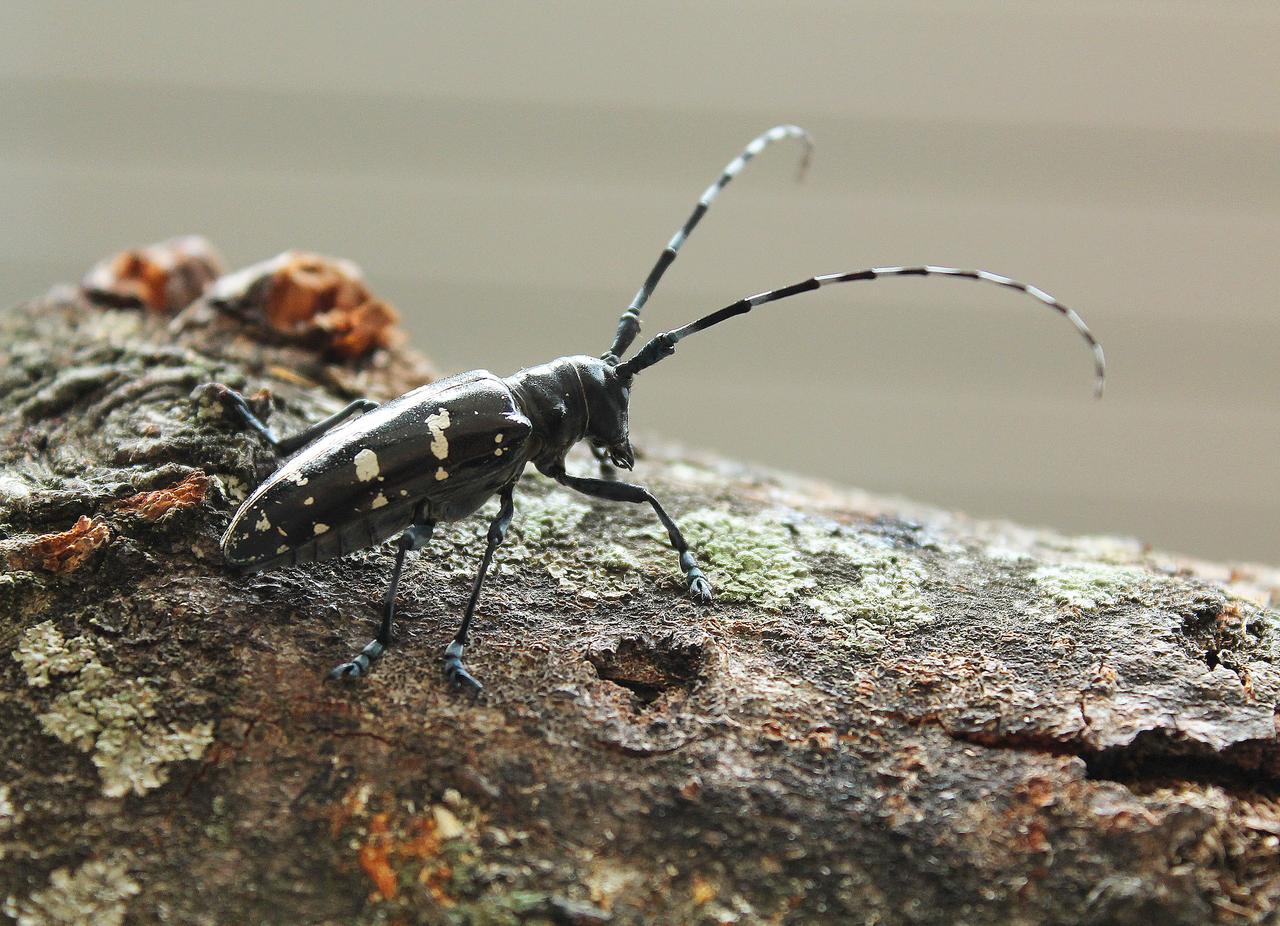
[586,630,710,706]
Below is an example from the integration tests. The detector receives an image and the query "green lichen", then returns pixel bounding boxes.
[677,509,809,608]
[511,488,591,547]
[11,621,96,689]
[545,539,642,600]
[2,855,139,926]
[800,530,933,648]
[14,622,214,798]
[1030,563,1150,611]
[670,510,932,644]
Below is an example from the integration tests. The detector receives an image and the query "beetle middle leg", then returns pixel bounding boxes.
[328,518,435,680]
[442,484,516,692]
[549,467,713,603]
[210,384,379,455]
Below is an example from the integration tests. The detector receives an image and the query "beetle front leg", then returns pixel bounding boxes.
[203,383,379,455]
[550,467,713,603]
[328,519,434,680]
[443,484,516,692]
[588,444,617,480]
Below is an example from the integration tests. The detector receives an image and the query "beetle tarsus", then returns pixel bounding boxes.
[443,640,483,692]
[687,572,714,604]
[326,639,385,680]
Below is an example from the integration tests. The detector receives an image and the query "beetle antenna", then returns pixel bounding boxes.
[603,124,813,364]
[616,266,1106,397]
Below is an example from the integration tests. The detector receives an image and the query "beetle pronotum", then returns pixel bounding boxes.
[215,125,1104,690]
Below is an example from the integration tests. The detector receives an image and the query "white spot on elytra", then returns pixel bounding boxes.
[277,526,287,537]
[354,448,379,482]
[276,544,289,554]
[255,513,271,531]
[371,491,388,509]
[289,471,308,486]
[399,489,408,496]
[435,467,448,481]
[313,523,330,535]
[304,496,314,506]
[495,434,503,443]
[426,409,451,460]
[494,448,504,457]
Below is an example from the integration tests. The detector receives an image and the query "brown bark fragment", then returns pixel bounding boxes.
[114,471,210,520]
[6,514,111,573]
[81,235,223,314]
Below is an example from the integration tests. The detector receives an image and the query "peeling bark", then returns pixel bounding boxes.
[2,284,1279,926]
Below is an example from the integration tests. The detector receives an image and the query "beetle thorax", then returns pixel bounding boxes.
[505,355,633,469]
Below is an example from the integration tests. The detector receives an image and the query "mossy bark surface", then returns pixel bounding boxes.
[2,290,1279,926]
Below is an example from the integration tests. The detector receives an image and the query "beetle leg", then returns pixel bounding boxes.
[550,467,713,603]
[211,384,379,455]
[328,519,434,680]
[588,444,617,480]
[443,484,516,692]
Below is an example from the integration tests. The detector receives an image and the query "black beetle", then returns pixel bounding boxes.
[214,125,1105,690]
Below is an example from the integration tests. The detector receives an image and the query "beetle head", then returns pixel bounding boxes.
[573,356,634,469]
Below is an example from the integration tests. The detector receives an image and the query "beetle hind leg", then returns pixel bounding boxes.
[328,520,434,681]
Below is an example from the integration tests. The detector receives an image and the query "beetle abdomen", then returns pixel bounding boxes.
[222,370,532,571]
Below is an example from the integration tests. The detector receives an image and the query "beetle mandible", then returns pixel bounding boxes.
[214,125,1105,690]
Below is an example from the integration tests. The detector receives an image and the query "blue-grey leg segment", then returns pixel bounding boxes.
[443,484,516,692]
[328,519,434,680]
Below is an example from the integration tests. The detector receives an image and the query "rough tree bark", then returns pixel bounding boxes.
[1,282,1278,926]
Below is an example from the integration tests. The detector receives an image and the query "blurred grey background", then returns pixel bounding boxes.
[2,2,1277,563]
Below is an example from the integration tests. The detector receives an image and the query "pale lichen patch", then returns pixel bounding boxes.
[545,540,642,599]
[1031,563,1151,611]
[13,622,214,798]
[0,784,16,832]
[12,621,95,688]
[513,490,592,548]
[669,510,932,645]
[192,390,227,423]
[801,530,933,647]
[2,855,139,926]
[214,473,248,503]
[677,510,809,608]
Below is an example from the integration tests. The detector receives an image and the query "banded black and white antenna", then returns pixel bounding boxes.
[603,124,813,364]
[616,265,1107,397]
